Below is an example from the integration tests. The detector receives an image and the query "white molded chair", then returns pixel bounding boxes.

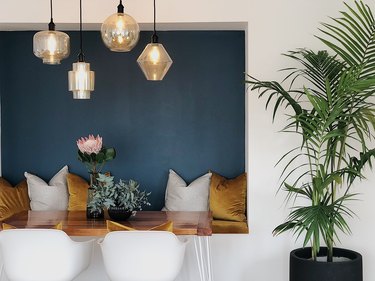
[99,231,187,281]
[0,229,94,281]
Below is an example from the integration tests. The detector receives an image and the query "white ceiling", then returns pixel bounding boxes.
[0,22,248,32]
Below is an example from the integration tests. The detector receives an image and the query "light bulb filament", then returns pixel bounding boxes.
[115,17,126,44]
[150,47,160,64]
[116,16,125,30]
[47,34,57,55]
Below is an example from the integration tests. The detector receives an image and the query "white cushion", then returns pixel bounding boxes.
[25,165,69,211]
[163,169,212,211]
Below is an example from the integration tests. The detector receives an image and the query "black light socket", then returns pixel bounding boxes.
[117,0,124,13]
[48,20,56,31]
[78,52,85,62]
[151,33,159,43]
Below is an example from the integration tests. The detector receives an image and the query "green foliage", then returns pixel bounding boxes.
[246,1,375,261]
[87,173,151,212]
[78,147,116,173]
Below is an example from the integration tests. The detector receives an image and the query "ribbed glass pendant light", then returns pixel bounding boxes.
[33,0,70,65]
[68,0,95,99]
[137,0,172,81]
[101,0,140,52]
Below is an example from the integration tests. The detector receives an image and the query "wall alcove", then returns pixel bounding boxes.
[0,30,245,210]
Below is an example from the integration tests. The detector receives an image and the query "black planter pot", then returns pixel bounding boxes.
[290,247,362,281]
[86,208,104,219]
[108,207,132,221]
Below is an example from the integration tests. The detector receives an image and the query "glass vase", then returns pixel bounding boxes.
[86,172,104,219]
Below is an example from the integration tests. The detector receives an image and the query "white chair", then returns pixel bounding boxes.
[0,229,94,281]
[99,231,187,281]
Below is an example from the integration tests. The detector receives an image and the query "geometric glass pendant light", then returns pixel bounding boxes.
[101,0,140,52]
[33,0,70,65]
[137,0,172,81]
[68,0,95,100]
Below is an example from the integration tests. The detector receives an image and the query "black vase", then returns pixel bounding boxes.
[290,247,362,281]
[108,206,132,221]
[86,207,104,219]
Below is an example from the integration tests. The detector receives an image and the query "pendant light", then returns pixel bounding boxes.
[101,0,140,52]
[33,0,70,65]
[137,0,172,81]
[68,0,95,100]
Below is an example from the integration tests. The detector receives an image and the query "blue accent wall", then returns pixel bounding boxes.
[0,31,245,210]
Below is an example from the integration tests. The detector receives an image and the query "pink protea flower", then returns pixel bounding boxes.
[77,134,103,154]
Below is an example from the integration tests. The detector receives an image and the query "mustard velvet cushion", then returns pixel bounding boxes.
[107,220,174,232]
[0,178,30,221]
[67,173,89,211]
[209,172,247,222]
[212,220,249,234]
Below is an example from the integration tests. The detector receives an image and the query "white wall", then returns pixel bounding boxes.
[1,1,375,280]
[245,1,375,280]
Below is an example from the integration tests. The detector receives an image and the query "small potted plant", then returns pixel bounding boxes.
[88,173,151,221]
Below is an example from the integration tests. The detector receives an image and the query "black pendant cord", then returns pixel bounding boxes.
[48,0,55,31]
[153,0,156,34]
[78,0,85,62]
[151,0,158,43]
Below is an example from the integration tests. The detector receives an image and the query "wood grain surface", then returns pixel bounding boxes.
[1,211,213,236]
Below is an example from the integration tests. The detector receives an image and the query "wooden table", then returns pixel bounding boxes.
[2,210,214,281]
[1,210,212,236]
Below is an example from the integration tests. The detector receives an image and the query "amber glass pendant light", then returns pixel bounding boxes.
[137,0,172,81]
[68,0,95,100]
[101,0,140,52]
[33,0,70,64]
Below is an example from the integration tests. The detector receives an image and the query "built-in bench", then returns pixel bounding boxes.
[1,170,249,234]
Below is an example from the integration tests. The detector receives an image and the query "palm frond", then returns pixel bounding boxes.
[317,1,375,78]
[246,75,303,119]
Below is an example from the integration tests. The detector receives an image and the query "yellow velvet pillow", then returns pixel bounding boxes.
[2,221,63,230]
[0,178,30,221]
[67,173,89,211]
[107,220,174,232]
[209,172,247,222]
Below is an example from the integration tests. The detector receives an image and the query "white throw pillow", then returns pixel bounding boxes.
[25,165,69,211]
[163,169,212,211]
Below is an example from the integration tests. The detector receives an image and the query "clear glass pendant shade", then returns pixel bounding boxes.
[137,43,173,81]
[68,62,95,99]
[101,13,140,52]
[33,30,70,64]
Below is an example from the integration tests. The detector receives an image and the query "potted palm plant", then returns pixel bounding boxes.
[246,1,375,280]
[88,173,151,221]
